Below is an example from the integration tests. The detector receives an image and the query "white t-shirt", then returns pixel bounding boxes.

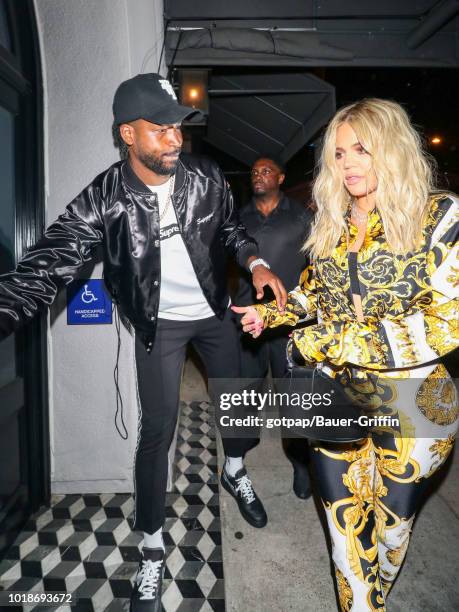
[147,178,215,320]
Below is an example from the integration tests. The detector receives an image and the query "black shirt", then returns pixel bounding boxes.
[235,194,314,306]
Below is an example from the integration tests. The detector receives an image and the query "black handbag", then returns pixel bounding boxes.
[277,345,369,443]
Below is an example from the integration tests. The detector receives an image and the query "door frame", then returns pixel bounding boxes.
[0,0,49,555]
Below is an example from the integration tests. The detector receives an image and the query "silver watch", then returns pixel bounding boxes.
[249,258,270,273]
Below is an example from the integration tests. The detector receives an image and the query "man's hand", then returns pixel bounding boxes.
[231,305,265,338]
[248,261,287,311]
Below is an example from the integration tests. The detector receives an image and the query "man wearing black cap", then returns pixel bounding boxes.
[0,73,286,611]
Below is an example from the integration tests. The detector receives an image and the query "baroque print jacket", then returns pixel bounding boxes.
[254,195,458,375]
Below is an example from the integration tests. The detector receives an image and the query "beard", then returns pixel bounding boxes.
[253,186,267,197]
[138,148,181,176]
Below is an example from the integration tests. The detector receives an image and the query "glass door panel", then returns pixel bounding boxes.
[0,99,26,553]
[0,104,16,388]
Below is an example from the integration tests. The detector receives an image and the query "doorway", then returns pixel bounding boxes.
[0,0,48,558]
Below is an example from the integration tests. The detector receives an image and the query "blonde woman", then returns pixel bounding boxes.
[233,99,458,611]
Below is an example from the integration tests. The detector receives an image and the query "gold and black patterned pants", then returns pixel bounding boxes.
[310,366,458,611]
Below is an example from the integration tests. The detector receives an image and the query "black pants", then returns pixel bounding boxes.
[133,309,255,534]
[238,325,310,466]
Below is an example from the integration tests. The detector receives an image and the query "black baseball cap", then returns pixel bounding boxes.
[113,73,201,125]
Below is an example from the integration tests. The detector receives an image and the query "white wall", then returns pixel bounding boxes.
[34,0,165,493]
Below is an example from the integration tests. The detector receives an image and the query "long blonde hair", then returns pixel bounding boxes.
[305,98,437,259]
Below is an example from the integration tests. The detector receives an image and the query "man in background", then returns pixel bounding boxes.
[228,157,314,501]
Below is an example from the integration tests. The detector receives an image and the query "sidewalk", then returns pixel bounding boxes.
[218,423,458,611]
[182,352,459,612]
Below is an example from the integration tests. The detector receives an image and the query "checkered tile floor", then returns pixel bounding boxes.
[0,401,225,611]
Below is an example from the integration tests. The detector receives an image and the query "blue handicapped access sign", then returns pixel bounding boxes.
[67,279,112,325]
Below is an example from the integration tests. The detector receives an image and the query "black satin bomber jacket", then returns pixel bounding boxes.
[0,155,258,349]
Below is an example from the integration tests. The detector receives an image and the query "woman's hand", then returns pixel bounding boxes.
[231,305,265,338]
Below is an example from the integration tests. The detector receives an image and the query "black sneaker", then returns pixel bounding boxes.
[130,548,164,612]
[221,465,267,528]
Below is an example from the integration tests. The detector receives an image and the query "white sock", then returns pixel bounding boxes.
[225,456,243,477]
[143,527,164,551]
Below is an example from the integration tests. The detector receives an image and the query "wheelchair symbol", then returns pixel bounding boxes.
[81,284,98,304]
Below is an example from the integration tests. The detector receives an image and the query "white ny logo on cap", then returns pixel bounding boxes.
[159,79,177,101]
